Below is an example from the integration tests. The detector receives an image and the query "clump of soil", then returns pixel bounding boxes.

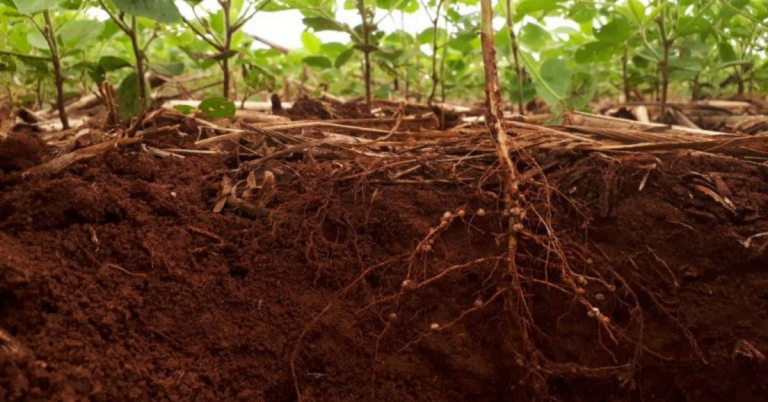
[0,132,50,172]
[0,146,767,402]
[288,96,333,119]
[288,96,373,120]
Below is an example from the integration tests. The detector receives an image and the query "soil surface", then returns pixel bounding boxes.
[0,132,51,173]
[1,135,767,401]
[286,96,373,120]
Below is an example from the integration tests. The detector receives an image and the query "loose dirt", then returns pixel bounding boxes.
[286,96,373,120]
[0,132,51,173]
[1,132,767,401]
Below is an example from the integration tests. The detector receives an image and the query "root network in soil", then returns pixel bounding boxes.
[0,99,767,402]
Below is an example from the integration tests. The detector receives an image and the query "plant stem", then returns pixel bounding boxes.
[250,34,288,54]
[736,67,745,95]
[505,0,525,115]
[440,16,447,103]
[36,78,42,109]
[621,46,630,102]
[401,11,409,99]
[691,73,700,101]
[656,14,670,118]
[0,50,53,61]
[479,0,521,253]
[481,0,537,380]
[129,16,148,106]
[42,11,69,129]
[182,16,223,49]
[427,0,444,105]
[222,0,233,98]
[357,0,372,105]
[363,45,372,104]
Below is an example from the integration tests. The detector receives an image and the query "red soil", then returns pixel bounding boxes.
[0,138,767,401]
[0,132,50,173]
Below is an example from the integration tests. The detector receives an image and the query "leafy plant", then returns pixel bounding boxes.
[502,0,526,114]
[97,0,182,120]
[181,0,271,99]
[419,0,445,105]
[199,96,236,118]
[3,0,71,128]
[1,0,767,122]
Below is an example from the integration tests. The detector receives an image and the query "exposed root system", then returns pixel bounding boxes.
[1,98,767,402]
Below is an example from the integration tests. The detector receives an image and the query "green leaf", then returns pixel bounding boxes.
[11,0,66,14]
[85,64,106,84]
[303,55,332,69]
[303,17,350,33]
[632,55,650,69]
[173,105,195,114]
[17,57,49,72]
[376,0,406,10]
[59,0,81,10]
[718,42,737,63]
[353,43,379,53]
[99,19,121,40]
[417,27,432,44]
[319,42,347,57]
[27,31,49,50]
[116,72,151,121]
[210,10,225,36]
[446,58,466,71]
[110,0,181,23]
[199,97,236,119]
[59,20,104,47]
[521,53,571,107]
[445,7,462,21]
[627,0,646,24]
[538,58,572,104]
[448,32,476,53]
[301,31,322,54]
[374,60,398,77]
[372,48,402,63]
[714,60,754,70]
[675,15,712,37]
[519,23,551,50]
[504,69,535,105]
[682,39,711,56]
[646,4,663,23]
[0,56,17,73]
[669,69,698,81]
[567,6,595,24]
[98,55,131,71]
[594,18,631,44]
[575,41,616,63]
[230,0,244,15]
[149,62,184,76]
[669,57,703,72]
[243,64,276,91]
[567,71,596,110]
[401,0,419,12]
[514,0,566,19]
[259,0,291,12]
[209,50,239,61]
[490,24,509,49]
[335,47,354,68]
